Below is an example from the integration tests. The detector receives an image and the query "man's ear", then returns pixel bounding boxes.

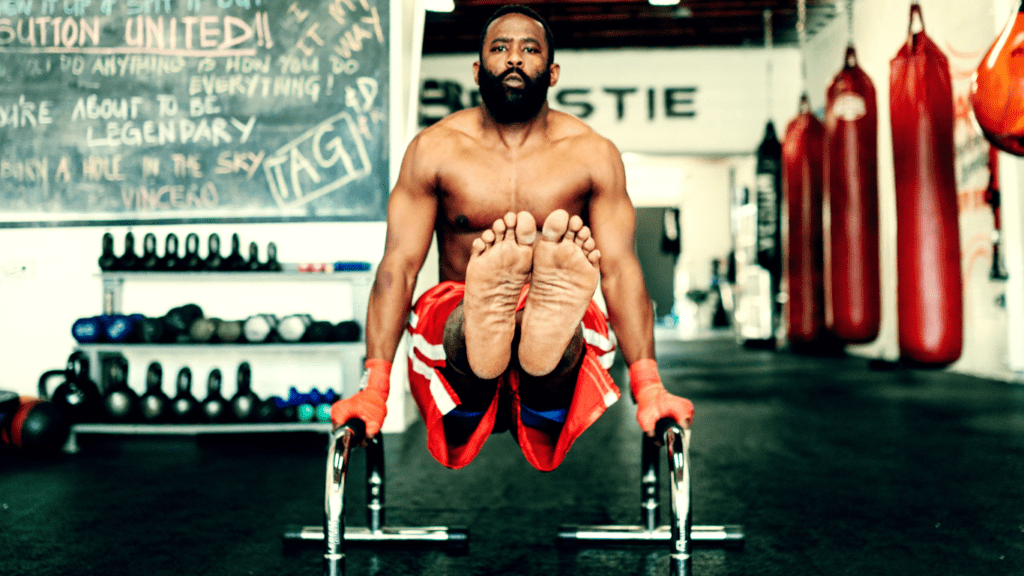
[549,63,560,86]
[473,61,480,86]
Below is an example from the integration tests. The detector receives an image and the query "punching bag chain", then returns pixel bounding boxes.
[846,0,855,47]
[764,9,774,121]
[797,0,808,92]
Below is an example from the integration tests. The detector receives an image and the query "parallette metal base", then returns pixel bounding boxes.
[557,524,744,547]
[283,525,469,546]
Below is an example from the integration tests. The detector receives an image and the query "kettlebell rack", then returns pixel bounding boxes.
[66,269,373,448]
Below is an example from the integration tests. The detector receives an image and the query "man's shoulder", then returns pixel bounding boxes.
[418,108,483,143]
[548,110,618,156]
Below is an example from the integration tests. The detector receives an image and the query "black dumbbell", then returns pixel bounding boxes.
[332,320,361,342]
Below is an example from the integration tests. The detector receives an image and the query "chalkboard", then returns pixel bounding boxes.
[0,0,389,227]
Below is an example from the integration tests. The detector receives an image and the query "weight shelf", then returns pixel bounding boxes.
[64,422,332,453]
[75,342,364,352]
[98,271,373,282]
[71,422,331,435]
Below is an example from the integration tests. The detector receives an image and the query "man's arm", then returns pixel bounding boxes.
[365,134,439,363]
[587,138,654,365]
[331,132,438,436]
[587,137,694,433]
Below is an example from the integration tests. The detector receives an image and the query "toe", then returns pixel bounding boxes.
[481,228,496,246]
[516,211,537,245]
[575,226,591,247]
[582,237,596,253]
[541,210,570,241]
[472,237,487,256]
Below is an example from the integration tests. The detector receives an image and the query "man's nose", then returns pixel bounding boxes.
[505,49,524,68]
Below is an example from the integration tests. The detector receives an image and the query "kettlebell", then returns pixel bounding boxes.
[139,362,170,423]
[182,233,202,270]
[245,242,261,271]
[139,233,159,270]
[205,233,223,271]
[159,233,181,271]
[230,362,260,423]
[201,369,228,423]
[170,367,198,423]
[254,397,281,423]
[102,357,139,423]
[118,231,140,271]
[98,232,118,271]
[264,242,282,272]
[223,233,246,271]
[1,394,70,456]
[39,352,102,424]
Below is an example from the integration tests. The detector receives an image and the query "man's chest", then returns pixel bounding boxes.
[436,150,592,229]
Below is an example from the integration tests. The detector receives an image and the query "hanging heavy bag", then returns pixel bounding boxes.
[825,45,881,344]
[782,95,827,348]
[889,3,963,366]
[970,1,1024,156]
[755,122,784,281]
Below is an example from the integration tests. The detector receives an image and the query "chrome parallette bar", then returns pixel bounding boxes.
[283,420,469,576]
[556,419,745,575]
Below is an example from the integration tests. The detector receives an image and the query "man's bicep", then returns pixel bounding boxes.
[588,142,636,262]
[381,141,439,269]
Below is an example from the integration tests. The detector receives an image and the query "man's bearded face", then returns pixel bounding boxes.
[478,63,551,124]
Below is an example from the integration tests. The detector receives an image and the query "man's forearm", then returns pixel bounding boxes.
[364,263,418,363]
[600,259,656,365]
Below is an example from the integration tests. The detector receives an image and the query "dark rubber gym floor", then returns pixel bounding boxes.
[3,336,1024,576]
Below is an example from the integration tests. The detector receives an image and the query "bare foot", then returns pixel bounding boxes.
[518,210,601,377]
[464,211,537,379]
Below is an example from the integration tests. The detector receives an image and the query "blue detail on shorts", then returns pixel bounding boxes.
[447,408,486,419]
[519,404,568,434]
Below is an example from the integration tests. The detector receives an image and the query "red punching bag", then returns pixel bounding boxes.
[782,94,826,348]
[970,1,1024,156]
[824,46,881,344]
[889,3,963,366]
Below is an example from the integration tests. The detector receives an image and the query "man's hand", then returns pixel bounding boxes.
[330,359,392,438]
[630,358,694,435]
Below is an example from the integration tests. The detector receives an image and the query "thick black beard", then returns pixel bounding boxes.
[478,65,550,124]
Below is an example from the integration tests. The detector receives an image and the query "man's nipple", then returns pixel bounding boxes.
[455,214,470,229]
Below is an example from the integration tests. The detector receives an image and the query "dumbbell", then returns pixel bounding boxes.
[278,314,313,342]
[243,314,278,343]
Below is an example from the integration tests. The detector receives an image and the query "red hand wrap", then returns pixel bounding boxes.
[630,358,694,434]
[331,359,391,437]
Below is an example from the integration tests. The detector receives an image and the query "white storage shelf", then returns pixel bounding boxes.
[68,269,373,445]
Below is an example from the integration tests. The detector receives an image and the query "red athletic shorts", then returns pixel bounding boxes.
[407,281,620,472]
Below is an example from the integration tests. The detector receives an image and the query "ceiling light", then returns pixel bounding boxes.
[649,0,681,6]
[424,0,454,13]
